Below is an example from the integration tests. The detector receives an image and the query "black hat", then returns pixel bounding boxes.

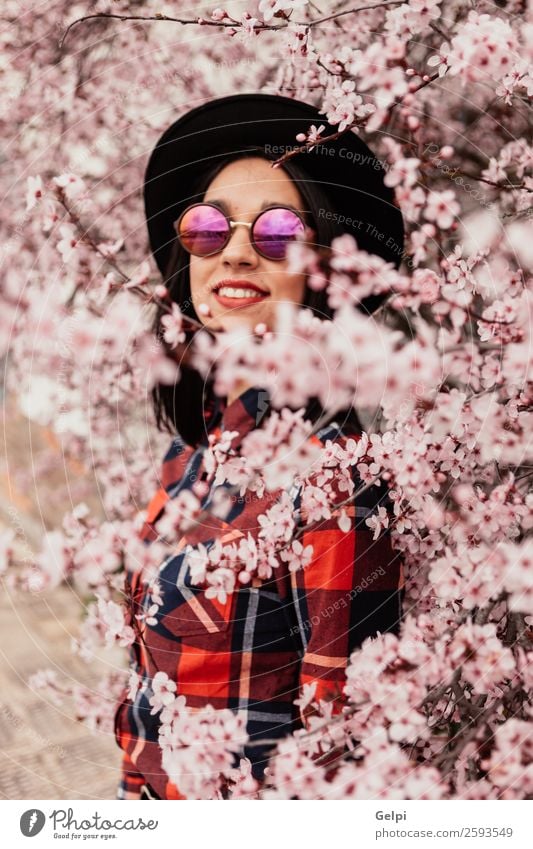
[144,93,404,309]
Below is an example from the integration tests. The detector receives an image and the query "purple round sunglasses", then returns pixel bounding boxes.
[174,202,313,262]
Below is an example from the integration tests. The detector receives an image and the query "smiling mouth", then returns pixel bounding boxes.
[215,285,268,298]
[212,281,270,308]
[213,280,270,309]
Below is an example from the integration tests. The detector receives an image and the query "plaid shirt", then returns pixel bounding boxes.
[114,386,404,799]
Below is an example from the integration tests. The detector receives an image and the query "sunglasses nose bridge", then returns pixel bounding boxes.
[222,218,253,255]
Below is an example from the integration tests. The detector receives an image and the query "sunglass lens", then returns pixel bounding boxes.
[177,205,229,256]
[253,208,305,260]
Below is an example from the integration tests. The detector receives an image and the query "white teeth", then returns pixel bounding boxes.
[216,287,268,298]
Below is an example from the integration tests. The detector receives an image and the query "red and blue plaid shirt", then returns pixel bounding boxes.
[114,386,404,799]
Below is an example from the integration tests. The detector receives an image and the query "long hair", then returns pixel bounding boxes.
[151,147,368,446]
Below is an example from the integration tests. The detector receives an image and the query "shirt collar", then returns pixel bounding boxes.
[213,385,271,445]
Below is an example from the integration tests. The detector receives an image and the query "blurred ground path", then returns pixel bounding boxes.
[0,396,121,799]
[0,586,121,799]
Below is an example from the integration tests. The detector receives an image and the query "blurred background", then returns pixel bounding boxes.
[1,0,273,799]
[0,394,120,798]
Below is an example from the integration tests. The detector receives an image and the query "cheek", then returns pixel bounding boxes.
[189,261,212,305]
[272,268,307,302]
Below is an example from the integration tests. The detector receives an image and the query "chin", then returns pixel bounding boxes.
[216,313,262,333]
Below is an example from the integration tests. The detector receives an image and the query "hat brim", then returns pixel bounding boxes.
[144,93,404,309]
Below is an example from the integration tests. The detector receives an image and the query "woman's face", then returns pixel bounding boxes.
[188,157,308,333]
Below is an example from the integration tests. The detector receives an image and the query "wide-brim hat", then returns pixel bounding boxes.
[144,93,404,311]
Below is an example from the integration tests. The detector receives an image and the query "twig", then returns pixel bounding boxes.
[59,13,276,49]
[56,189,208,335]
[59,3,408,50]
[270,73,440,168]
[433,682,524,776]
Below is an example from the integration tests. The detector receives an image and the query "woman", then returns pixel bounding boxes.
[114,94,405,800]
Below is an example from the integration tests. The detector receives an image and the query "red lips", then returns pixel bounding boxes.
[212,279,270,294]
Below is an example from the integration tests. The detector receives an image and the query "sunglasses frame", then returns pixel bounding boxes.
[173,201,311,262]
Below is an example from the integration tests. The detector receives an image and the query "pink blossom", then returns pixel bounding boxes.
[210,8,228,22]
[424,189,461,229]
[428,12,516,86]
[226,757,260,799]
[384,156,421,189]
[321,80,371,132]
[336,509,352,533]
[5,0,533,802]
[155,490,202,539]
[34,530,71,589]
[483,719,533,797]
[0,528,15,576]
[186,542,210,585]
[149,671,177,715]
[205,565,237,604]
[279,538,314,572]
[97,238,124,258]
[133,335,180,389]
[295,123,326,150]
[161,303,186,349]
[26,175,43,211]
[97,598,135,648]
[127,669,141,701]
[52,172,87,201]
[56,223,78,262]
[257,492,295,543]
[72,672,128,734]
[385,0,441,37]
[160,702,248,797]
[366,505,390,540]
[73,523,121,588]
[294,681,317,711]
[28,669,65,706]
[301,484,332,523]
[447,622,515,694]
[500,540,533,614]
[122,535,169,580]
[240,12,261,36]
[258,0,309,24]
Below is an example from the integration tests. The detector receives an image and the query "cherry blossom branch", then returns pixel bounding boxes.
[443,297,517,325]
[248,612,528,765]
[270,72,441,168]
[433,682,525,776]
[452,172,532,192]
[55,189,209,336]
[247,662,508,762]
[301,1,406,27]
[149,466,387,563]
[422,667,463,708]
[58,13,276,49]
[54,186,129,283]
[464,383,505,404]
[123,573,161,676]
[500,206,533,221]
[475,594,508,626]
[243,702,360,750]
[428,20,453,42]
[59,2,409,50]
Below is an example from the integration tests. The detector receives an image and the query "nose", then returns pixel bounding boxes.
[219,223,258,268]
